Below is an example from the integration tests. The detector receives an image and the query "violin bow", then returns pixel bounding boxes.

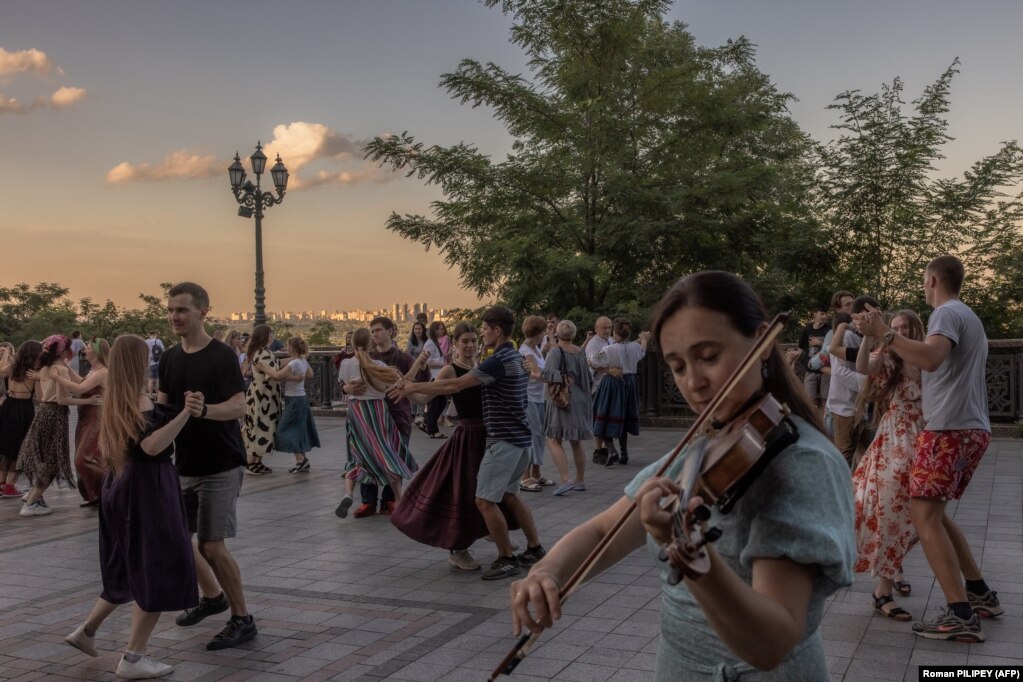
[489,311,791,680]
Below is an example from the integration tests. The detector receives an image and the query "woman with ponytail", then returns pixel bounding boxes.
[63,335,202,679]
[17,335,78,515]
[338,328,417,512]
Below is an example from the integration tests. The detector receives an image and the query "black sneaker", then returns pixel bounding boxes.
[175,593,228,627]
[206,615,257,650]
[518,545,547,566]
[335,494,354,518]
[605,451,620,467]
[592,448,608,465]
[481,555,521,581]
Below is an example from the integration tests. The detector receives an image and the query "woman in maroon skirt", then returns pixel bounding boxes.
[390,323,518,571]
[63,335,202,680]
[52,338,109,506]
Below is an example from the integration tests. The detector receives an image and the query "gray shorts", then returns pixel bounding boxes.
[476,440,530,503]
[180,466,244,541]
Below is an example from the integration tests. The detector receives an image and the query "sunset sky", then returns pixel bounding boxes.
[2,0,1020,316]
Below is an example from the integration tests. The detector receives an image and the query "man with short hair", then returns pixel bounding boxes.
[158,282,256,650]
[342,316,428,518]
[796,305,830,408]
[393,307,544,580]
[858,255,1000,642]
[145,331,165,397]
[586,316,614,463]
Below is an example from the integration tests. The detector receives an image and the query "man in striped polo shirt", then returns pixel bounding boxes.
[392,307,545,580]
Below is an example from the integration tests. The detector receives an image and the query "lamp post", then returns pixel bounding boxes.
[229,142,289,327]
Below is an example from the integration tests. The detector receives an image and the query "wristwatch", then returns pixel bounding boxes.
[881,330,896,348]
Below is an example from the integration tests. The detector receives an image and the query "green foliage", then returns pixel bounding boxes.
[0,282,173,346]
[813,60,1023,334]
[365,0,822,327]
[269,320,295,340]
[307,320,337,346]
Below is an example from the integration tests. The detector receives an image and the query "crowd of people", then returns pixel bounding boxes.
[0,254,1006,679]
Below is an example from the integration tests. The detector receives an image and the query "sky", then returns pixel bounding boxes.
[2,0,1021,316]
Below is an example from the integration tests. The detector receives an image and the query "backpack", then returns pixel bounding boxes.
[150,341,164,365]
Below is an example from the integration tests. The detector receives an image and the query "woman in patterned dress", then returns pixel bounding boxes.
[18,335,77,516]
[851,309,925,620]
[241,325,281,474]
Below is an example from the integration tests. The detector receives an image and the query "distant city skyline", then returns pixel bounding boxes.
[222,301,462,324]
[3,1,1020,313]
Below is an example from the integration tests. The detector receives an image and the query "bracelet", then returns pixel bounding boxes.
[200,404,208,418]
[881,330,896,348]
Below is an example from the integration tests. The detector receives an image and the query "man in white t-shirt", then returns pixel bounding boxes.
[857,255,999,643]
[145,331,165,396]
[69,331,86,375]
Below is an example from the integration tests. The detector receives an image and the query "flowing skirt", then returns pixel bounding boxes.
[390,419,519,550]
[853,403,922,579]
[17,402,74,488]
[343,399,418,487]
[75,402,105,503]
[592,374,640,439]
[100,461,198,612]
[0,397,34,462]
[275,395,320,454]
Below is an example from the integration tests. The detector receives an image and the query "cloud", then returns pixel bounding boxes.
[0,46,85,115]
[51,86,86,107]
[106,121,394,188]
[106,150,221,183]
[0,47,60,78]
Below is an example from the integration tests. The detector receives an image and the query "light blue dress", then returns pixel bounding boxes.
[624,415,855,681]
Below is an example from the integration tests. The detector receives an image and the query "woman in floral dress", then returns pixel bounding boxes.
[241,325,282,474]
[851,309,925,620]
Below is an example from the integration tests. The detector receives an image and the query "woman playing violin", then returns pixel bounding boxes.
[510,272,855,680]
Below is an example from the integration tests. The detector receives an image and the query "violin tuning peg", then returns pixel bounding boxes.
[693,504,712,522]
[705,526,723,543]
[666,568,681,586]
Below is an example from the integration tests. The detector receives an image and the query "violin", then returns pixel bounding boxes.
[489,312,794,681]
[658,391,798,584]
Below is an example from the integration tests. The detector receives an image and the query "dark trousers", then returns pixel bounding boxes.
[360,482,395,507]
[424,394,446,435]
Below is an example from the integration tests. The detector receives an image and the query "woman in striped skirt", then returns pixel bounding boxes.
[338,328,417,503]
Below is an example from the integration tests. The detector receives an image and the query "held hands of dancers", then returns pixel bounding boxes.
[853,303,888,337]
[183,391,204,418]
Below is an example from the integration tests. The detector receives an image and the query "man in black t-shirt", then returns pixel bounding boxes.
[157,282,255,650]
[797,305,830,408]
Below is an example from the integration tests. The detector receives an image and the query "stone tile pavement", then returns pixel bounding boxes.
[0,417,1020,681]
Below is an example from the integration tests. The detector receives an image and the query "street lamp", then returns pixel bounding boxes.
[229,141,288,327]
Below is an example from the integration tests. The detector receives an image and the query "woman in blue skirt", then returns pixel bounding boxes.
[63,335,201,679]
[257,336,320,473]
[590,319,649,466]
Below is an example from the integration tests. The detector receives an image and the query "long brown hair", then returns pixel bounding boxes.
[856,309,924,423]
[246,324,271,359]
[99,335,149,475]
[651,271,823,434]
[351,328,399,391]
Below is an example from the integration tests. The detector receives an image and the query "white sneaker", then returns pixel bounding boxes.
[448,549,481,571]
[20,501,52,517]
[64,623,98,657]
[116,655,173,679]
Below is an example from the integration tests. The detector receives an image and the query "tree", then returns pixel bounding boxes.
[365,0,823,323]
[307,320,337,347]
[0,282,75,344]
[813,60,1023,333]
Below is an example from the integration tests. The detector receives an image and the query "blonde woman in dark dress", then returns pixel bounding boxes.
[64,335,201,679]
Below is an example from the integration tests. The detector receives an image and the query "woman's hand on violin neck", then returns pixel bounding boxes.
[636,477,683,546]
[510,572,562,636]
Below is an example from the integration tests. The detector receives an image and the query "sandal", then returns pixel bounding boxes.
[537,477,556,486]
[872,593,912,621]
[894,579,911,597]
[519,479,541,492]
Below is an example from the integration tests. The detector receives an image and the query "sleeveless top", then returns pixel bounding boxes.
[451,364,483,419]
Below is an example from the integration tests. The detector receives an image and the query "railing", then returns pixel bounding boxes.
[76,340,1023,422]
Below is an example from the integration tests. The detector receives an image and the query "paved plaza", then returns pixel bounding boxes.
[0,417,1020,681]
